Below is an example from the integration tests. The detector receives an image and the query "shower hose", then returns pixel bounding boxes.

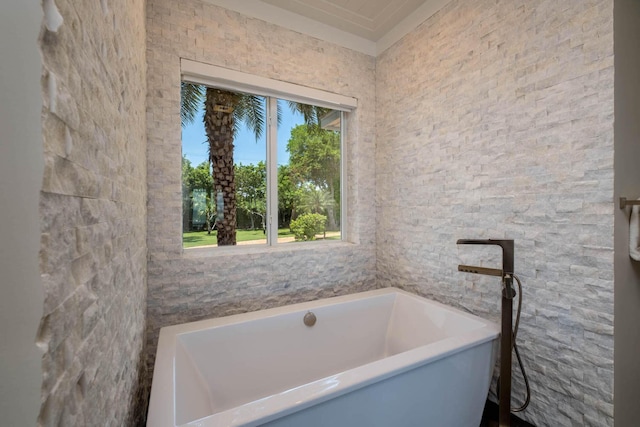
[497,273,531,412]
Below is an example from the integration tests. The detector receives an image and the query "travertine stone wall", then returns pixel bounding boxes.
[146,0,376,372]
[38,0,148,425]
[376,1,614,426]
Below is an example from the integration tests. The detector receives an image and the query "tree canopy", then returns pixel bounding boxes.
[235,162,267,230]
[287,124,340,192]
[182,157,215,232]
[287,124,341,230]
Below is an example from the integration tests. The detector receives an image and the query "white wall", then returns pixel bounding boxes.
[0,1,44,425]
[614,0,640,423]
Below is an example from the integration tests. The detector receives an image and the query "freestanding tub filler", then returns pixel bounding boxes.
[147,287,500,427]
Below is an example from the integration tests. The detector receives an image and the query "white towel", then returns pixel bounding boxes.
[631,201,640,261]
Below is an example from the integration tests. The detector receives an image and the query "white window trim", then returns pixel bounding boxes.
[181,59,357,112]
[340,111,347,240]
[180,59,353,250]
[266,97,278,245]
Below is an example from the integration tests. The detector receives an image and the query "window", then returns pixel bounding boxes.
[180,61,356,249]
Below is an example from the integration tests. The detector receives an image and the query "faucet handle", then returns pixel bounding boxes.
[502,274,516,299]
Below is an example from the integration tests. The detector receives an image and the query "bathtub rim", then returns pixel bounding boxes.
[147,287,500,427]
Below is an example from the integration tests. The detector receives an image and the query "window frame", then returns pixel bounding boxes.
[180,59,356,249]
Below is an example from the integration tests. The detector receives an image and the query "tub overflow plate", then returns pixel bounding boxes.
[303,311,317,327]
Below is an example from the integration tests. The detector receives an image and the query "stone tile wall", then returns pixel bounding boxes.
[376,1,614,426]
[38,0,148,425]
[145,0,376,374]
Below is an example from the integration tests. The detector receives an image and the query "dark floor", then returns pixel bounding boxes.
[479,400,536,427]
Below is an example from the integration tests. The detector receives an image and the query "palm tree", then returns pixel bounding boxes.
[298,184,335,217]
[181,82,326,245]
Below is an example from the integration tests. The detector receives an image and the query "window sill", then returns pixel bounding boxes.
[182,239,356,259]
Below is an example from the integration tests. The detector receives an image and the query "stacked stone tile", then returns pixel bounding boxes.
[376,1,614,426]
[38,0,148,425]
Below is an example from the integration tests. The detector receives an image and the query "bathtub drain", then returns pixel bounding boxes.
[303,311,317,327]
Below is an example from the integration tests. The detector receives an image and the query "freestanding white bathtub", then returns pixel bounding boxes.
[147,287,500,427]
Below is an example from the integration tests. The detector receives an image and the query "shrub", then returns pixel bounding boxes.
[290,213,327,241]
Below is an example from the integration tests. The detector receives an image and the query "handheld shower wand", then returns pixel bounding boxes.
[457,239,515,427]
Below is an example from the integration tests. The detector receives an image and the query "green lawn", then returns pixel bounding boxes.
[183,228,295,248]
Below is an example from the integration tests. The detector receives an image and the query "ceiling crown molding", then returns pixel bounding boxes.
[203,0,377,56]
[201,0,451,57]
[376,0,451,55]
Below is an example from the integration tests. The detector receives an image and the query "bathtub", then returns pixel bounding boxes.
[147,287,500,427]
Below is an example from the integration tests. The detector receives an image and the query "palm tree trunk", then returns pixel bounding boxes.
[204,88,237,245]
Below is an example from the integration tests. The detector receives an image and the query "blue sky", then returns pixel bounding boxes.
[181,99,305,167]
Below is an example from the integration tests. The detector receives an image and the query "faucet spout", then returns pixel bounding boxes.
[456,239,514,275]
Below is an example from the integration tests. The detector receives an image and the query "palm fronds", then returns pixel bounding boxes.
[286,100,329,126]
[234,94,266,141]
[180,82,205,127]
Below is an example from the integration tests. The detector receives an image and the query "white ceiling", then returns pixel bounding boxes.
[260,0,428,41]
[203,0,451,56]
